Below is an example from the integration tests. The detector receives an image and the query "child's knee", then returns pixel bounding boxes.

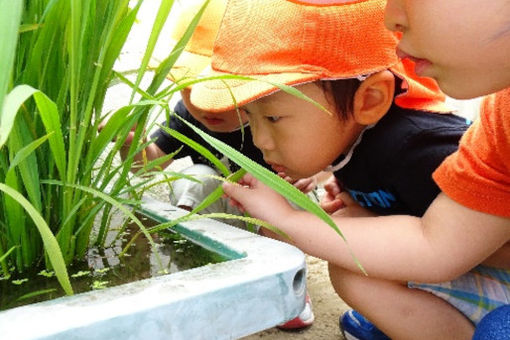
[170,164,221,208]
[328,263,361,299]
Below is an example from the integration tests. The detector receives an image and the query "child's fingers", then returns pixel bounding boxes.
[321,198,345,214]
[337,191,357,207]
[222,181,252,211]
[225,196,245,213]
[293,177,317,193]
[323,176,342,196]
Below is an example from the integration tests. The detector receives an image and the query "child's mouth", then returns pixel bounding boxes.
[270,164,286,173]
[265,160,286,173]
[396,48,432,76]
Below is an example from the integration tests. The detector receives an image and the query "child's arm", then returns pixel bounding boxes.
[223,173,510,283]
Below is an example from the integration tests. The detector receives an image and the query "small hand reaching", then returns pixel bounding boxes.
[222,173,295,225]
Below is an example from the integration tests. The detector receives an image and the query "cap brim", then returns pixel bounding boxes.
[150,48,212,84]
[168,50,211,83]
[190,69,320,112]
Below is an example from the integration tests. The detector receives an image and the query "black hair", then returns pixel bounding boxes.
[318,74,403,120]
[318,78,362,120]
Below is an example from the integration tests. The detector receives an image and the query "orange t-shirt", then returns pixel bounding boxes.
[433,88,510,217]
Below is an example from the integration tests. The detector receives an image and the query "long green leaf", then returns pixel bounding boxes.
[7,134,50,173]
[0,85,37,149]
[33,91,66,179]
[0,246,18,264]
[43,180,164,270]
[1,85,66,178]
[147,0,211,95]
[0,184,73,295]
[187,169,246,216]
[0,0,22,114]
[131,0,176,102]
[159,124,230,176]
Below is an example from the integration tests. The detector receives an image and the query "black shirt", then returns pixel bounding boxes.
[333,105,471,216]
[151,100,267,172]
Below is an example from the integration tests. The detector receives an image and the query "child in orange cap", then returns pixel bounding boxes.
[118,0,317,330]
[384,0,510,338]
[118,0,263,228]
[189,0,481,338]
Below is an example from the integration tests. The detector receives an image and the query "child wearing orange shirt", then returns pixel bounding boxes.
[190,0,501,339]
[384,0,510,338]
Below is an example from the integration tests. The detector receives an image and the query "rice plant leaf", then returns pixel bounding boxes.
[146,212,288,240]
[0,246,18,263]
[0,184,73,295]
[4,134,49,243]
[0,0,22,116]
[19,24,41,33]
[131,0,176,102]
[7,118,43,211]
[16,288,57,302]
[114,71,155,101]
[32,91,66,179]
[147,0,211,95]
[187,169,246,216]
[96,0,141,103]
[42,180,164,269]
[0,85,36,149]
[90,105,136,164]
[0,85,67,178]
[159,124,230,177]
[7,134,50,173]
[134,152,174,175]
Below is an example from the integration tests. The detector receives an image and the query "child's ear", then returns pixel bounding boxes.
[352,70,395,125]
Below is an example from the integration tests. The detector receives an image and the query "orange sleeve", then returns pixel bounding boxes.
[433,88,510,217]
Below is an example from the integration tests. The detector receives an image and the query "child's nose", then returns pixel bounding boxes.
[252,127,275,152]
[384,0,407,33]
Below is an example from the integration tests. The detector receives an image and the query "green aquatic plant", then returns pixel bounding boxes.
[0,0,197,294]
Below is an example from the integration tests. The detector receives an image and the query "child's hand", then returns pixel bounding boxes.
[222,173,295,224]
[97,121,139,145]
[278,172,317,194]
[320,176,345,214]
[320,176,376,217]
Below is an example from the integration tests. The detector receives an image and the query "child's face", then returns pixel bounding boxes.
[244,82,363,179]
[385,0,510,98]
[181,88,249,132]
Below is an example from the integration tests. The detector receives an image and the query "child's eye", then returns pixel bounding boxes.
[266,116,280,123]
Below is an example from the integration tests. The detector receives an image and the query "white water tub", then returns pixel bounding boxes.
[0,198,306,340]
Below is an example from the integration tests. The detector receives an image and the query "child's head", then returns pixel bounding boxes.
[180,87,246,132]
[244,72,397,178]
[384,0,510,99]
[162,0,248,132]
[191,0,448,177]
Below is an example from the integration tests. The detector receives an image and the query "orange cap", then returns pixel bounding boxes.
[152,0,227,83]
[191,0,449,113]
